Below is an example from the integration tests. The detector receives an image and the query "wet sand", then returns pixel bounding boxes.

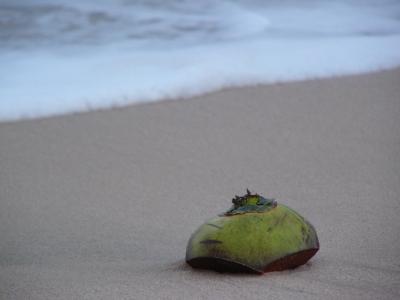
[1,69,399,299]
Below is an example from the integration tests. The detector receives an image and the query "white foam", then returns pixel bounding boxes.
[1,0,400,121]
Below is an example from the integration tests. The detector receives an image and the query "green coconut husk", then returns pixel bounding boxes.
[186,190,319,274]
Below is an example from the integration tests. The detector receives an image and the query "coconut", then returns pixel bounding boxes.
[186,190,319,274]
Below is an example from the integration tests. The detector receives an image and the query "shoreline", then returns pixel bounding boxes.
[1,67,399,124]
[1,68,399,299]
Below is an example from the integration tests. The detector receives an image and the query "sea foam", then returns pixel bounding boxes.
[1,0,400,121]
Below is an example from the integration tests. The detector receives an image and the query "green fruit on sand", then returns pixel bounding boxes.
[186,190,319,274]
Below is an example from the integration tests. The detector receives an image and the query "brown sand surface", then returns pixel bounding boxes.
[1,69,400,299]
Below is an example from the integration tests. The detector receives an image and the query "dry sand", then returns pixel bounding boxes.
[1,69,400,299]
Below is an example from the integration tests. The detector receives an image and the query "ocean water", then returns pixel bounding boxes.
[1,0,400,121]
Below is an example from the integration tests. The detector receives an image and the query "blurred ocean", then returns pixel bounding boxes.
[1,0,400,120]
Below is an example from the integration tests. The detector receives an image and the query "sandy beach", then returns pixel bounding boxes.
[1,69,399,299]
